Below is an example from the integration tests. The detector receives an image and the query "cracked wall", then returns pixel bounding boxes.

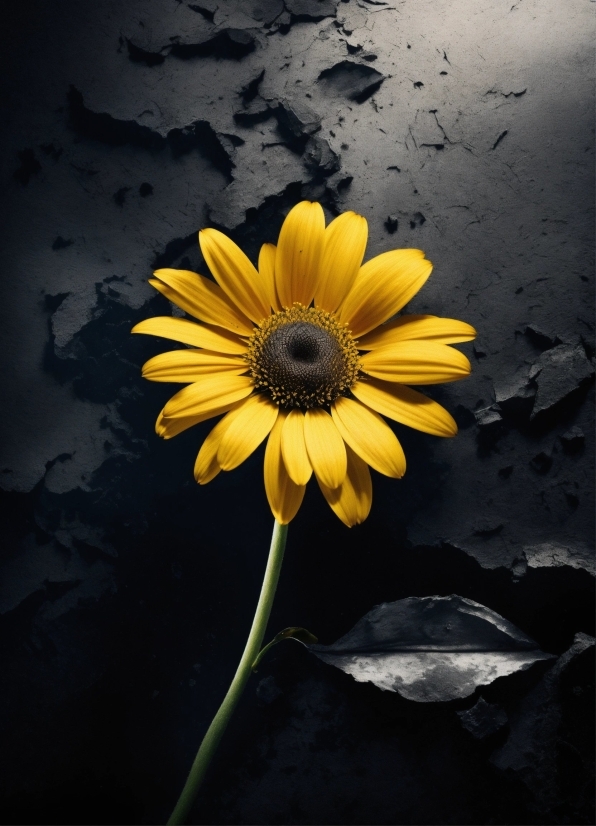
[0,0,593,823]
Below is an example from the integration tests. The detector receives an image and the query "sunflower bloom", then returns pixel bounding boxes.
[133,201,475,527]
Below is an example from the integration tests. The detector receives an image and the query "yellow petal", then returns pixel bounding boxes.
[315,211,368,312]
[142,350,248,383]
[339,250,432,337]
[162,374,253,419]
[194,403,246,484]
[331,397,406,478]
[303,408,347,489]
[156,413,202,439]
[264,411,306,524]
[281,409,313,485]
[357,315,477,349]
[194,450,220,485]
[151,269,254,335]
[275,201,326,308]
[132,317,248,355]
[318,444,372,527]
[352,378,457,437]
[199,229,270,323]
[156,398,245,440]
[259,243,281,312]
[360,341,471,384]
[217,393,279,471]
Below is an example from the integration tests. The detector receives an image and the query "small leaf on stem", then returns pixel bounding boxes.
[252,626,318,671]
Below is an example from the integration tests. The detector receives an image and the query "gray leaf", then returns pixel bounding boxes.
[307,595,554,702]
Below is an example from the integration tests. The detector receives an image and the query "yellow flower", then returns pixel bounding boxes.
[133,201,475,527]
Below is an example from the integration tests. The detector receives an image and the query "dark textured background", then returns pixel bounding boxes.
[0,1,594,823]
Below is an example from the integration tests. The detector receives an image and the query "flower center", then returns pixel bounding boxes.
[246,305,361,408]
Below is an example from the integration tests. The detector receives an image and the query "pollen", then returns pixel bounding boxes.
[246,304,361,408]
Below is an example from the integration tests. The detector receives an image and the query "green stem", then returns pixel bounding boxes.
[167,519,289,825]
